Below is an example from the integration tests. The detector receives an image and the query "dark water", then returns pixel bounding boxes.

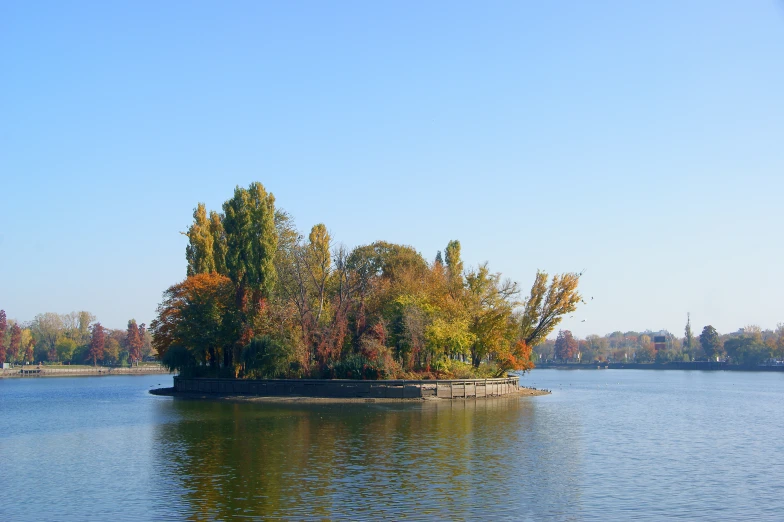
[1,370,782,521]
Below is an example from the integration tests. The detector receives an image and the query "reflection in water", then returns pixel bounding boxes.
[4,372,783,520]
[153,397,581,520]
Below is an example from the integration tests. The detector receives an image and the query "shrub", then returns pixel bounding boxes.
[243,336,294,379]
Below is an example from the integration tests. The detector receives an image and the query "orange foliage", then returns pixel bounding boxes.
[150,272,236,367]
[495,340,535,376]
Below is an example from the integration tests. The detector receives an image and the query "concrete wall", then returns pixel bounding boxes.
[173,376,521,399]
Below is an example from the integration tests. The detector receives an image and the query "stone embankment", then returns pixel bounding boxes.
[155,375,550,402]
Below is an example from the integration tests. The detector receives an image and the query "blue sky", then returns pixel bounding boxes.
[2,1,782,338]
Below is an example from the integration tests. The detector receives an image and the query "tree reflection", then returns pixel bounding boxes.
[153,397,581,519]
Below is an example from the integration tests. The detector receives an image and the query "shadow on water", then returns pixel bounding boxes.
[152,396,582,520]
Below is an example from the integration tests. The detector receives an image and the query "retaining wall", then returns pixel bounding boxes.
[173,376,521,399]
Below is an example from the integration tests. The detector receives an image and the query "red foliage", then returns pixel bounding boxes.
[89,323,105,366]
[126,321,143,364]
[10,324,22,362]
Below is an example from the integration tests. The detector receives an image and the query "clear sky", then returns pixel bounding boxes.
[2,1,782,338]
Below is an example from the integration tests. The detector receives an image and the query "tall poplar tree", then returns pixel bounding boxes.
[209,210,227,275]
[0,310,6,363]
[222,182,278,301]
[684,313,694,354]
[186,203,216,276]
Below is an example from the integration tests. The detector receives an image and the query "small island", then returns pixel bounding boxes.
[151,182,579,399]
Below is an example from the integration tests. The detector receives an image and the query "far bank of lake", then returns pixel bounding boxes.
[0,365,170,378]
[537,361,784,371]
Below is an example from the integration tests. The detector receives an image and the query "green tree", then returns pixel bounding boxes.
[56,337,77,363]
[222,182,278,300]
[210,210,228,275]
[699,325,723,361]
[684,313,694,355]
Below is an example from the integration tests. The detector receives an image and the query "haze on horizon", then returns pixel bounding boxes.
[1,1,782,339]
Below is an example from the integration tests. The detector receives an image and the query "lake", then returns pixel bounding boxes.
[1,370,782,520]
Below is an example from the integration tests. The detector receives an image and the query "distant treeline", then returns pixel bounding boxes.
[536,321,784,366]
[0,310,153,366]
[151,182,583,380]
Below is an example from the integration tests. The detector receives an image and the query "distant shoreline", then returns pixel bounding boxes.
[0,366,171,379]
[536,362,784,372]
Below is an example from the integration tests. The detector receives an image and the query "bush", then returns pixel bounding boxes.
[162,345,198,373]
[327,351,401,380]
[243,336,294,379]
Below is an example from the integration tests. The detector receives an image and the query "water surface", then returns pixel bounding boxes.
[1,370,782,520]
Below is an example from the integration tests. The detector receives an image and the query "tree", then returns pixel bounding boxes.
[9,324,22,363]
[520,271,582,348]
[138,323,152,359]
[186,203,217,276]
[684,313,694,355]
[150,272,237,372]
[209,210,227,275]
[0,310,6,363]
[31,313,64,362]
[56,337,77,364]
[24,337,35,364]
[222,182,278,300]
[700,325,723,361]
[464,264,518,367]
[126,320,143,365]
[495,340,535,376]
[554,330,578,361]
[89,323,105,366]
[444,240,463,283]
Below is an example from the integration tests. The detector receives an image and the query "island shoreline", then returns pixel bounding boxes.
[150,385,550,403]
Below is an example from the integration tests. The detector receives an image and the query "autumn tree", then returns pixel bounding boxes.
[126,320,143,366]
[464,264,518,367]
[89,323,105,366]
[25,338,35,364]
[554,330,578,361]
[150,272,237,373]
[31,312,64,362]
[186,203,217,276]
[700,325,723,361]
[10,323,22,363]
[138,323,151,359]
[444,240,464,285]
[0,310,6,363]
[520,271,582,348]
